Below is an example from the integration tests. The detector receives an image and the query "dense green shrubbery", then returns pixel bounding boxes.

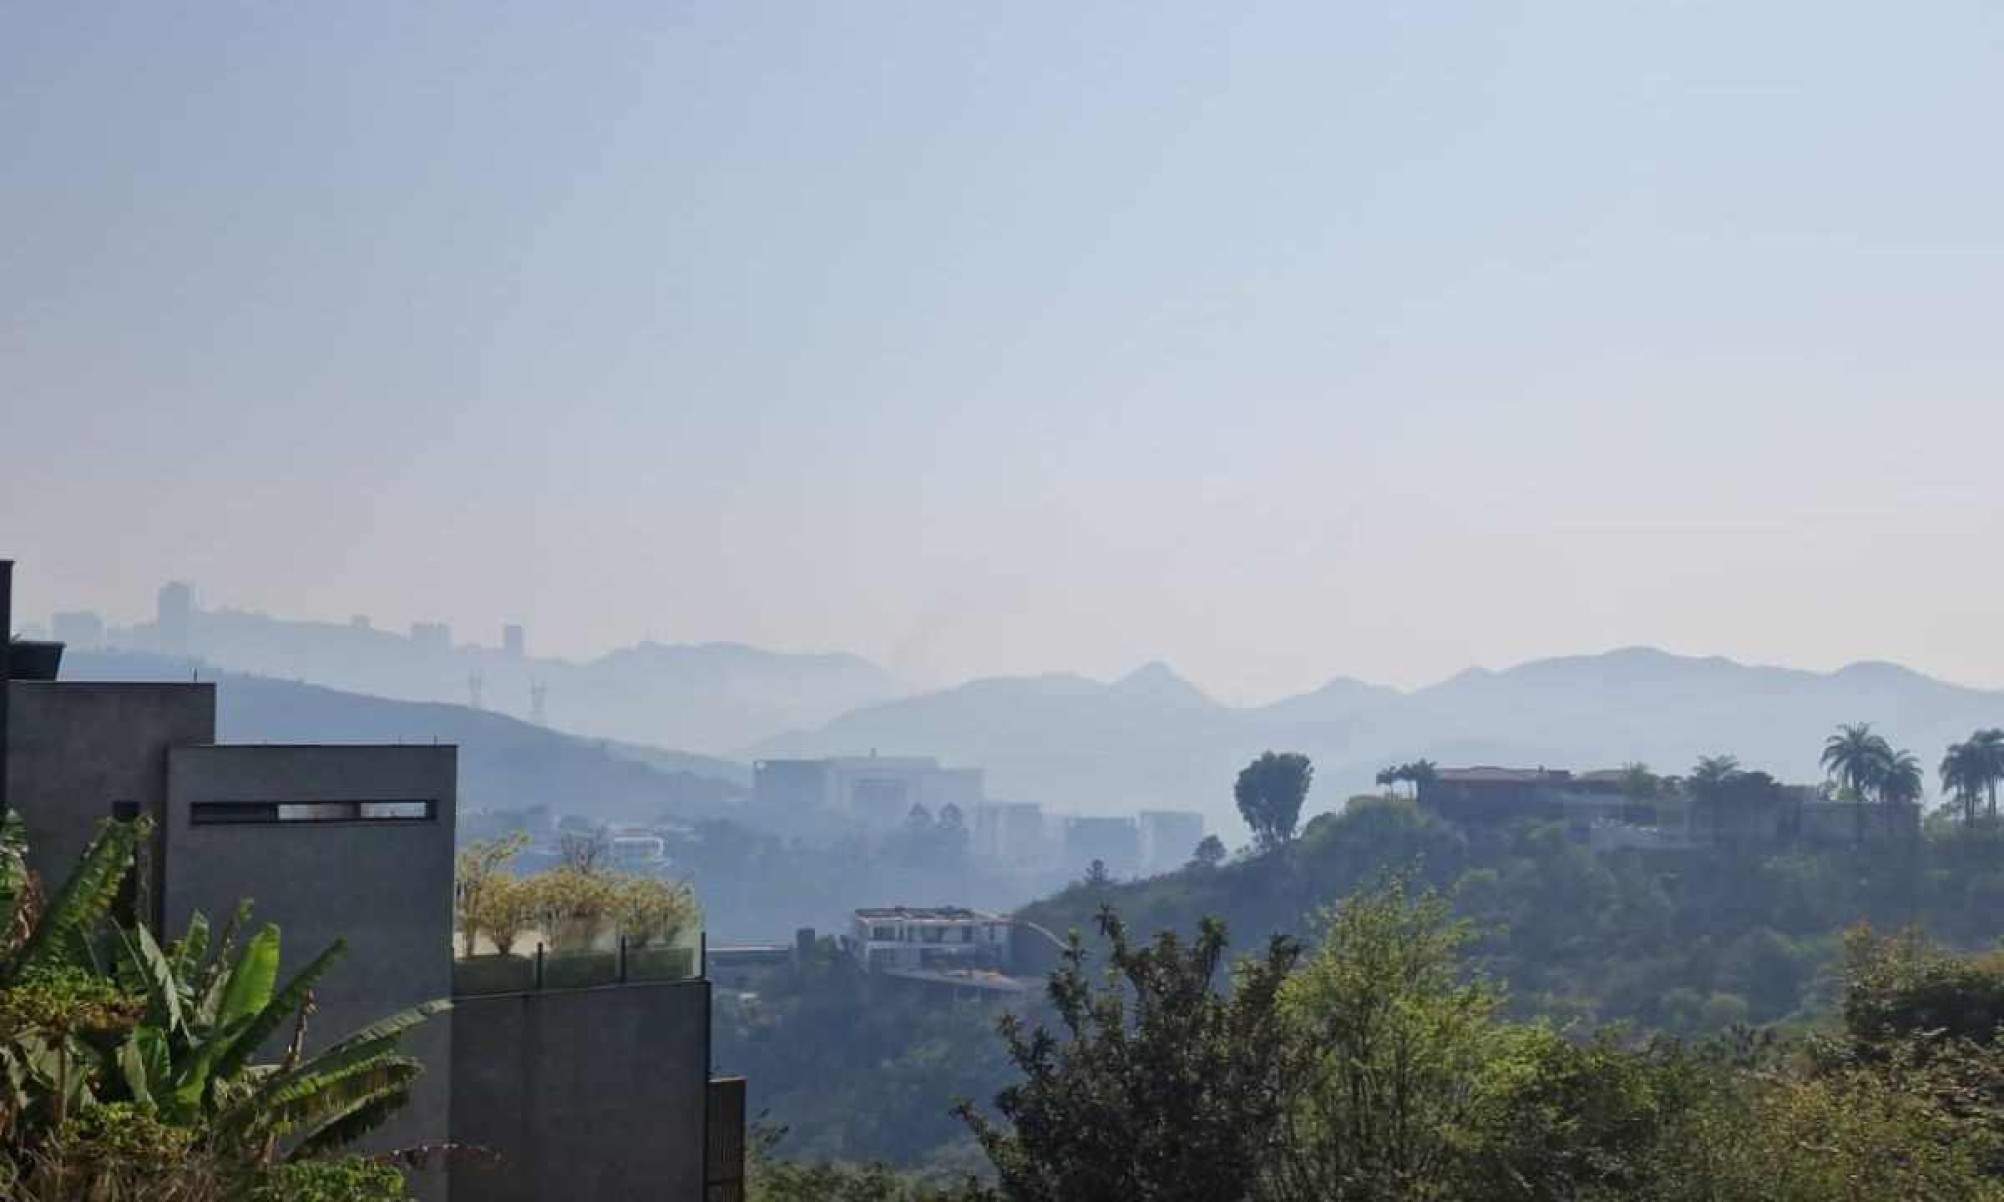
[1023,794,2004,1032]
[766,875,2004,1201]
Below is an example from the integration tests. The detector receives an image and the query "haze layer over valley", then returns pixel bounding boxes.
[54,594,2004,842]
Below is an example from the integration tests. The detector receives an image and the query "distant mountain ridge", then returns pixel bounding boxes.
[58,607,2004,847]
[756,647,2004,838]
[77,603,903,754]
[60,650,750,823]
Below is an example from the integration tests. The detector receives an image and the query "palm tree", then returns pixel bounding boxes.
[1374,766,1400,797]
[1405,760,1438,798]
[1941,741,1981,827]
[1879,749,1924,840]
[1688,755,1740,842]
[1971,729,2004,822]
[1822,723,1892,845]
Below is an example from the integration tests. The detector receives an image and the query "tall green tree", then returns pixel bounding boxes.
[955,910,1299,1202]
[1942,740,1987,827]
[1879,749,1925,835]
[1187,835,1227,870]
[1968,729,2004,821]
[1688,755,1741,842]
[1822,723,1893,845]
[1235,752,1313,852]
[1269,877,1503,1201]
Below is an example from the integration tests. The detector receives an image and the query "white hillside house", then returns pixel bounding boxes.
[850,906,1011,971]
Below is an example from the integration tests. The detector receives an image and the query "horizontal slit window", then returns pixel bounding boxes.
[191,800,437,825]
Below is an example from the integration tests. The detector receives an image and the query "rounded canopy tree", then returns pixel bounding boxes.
[1234,751,1313,852]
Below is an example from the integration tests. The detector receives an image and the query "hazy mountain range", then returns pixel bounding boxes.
[756,647,2004,836]
[53,611,2004,841]
[76,603,901,753]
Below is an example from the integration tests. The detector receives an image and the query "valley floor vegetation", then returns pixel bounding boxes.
[754,876,2004,1202]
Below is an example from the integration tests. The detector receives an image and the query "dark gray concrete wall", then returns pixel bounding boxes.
[451,980,711,1202]
[163,744,457,1178]
[5,681,214,887]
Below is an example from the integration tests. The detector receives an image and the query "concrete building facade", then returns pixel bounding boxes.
[850,906,1011,972]
[754,755,985,827]
[971,800,1050,866]
[1063,815,1141,878]
[1418,764,1920,850]
[4,678,458,1176]
[156,581,193,651]
[162,743,458,1155]
[4,680,215,883]
[450,979,711,1202]
[1419,767,1655,832]
[1137,809,1204,874]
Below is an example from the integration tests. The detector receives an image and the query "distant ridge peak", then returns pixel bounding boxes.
[1834,659,1928,682]
[1112,660,1212,705]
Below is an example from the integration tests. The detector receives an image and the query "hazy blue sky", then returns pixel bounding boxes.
[5,2,2003,703]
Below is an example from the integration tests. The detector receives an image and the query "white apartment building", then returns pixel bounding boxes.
[849,906,1012,972]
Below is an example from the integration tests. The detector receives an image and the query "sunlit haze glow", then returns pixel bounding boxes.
[6,2,2003,704]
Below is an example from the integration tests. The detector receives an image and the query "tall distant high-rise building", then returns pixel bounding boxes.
[1137,810,1205,874]
[50,610,105,649]
[156,581,193,651]
[502,623,525,658]
[410,621,451,653]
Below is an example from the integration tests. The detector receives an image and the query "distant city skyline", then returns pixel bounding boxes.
[23,572,2004,710]
[6,3,2003,705]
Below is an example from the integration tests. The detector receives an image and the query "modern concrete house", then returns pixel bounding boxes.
[849,906,1012,972]
[1418,766,1657,832]
[0,560,743,1202]
[1417,764,1917,849]
[3,644,459,1171]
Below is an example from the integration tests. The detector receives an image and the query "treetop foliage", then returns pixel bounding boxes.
[1235,752,1313,852]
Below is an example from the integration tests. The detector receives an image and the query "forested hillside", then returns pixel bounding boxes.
[741,784,2004,1178]
[751,874,2004,1202]
[1022,795,2004,1030]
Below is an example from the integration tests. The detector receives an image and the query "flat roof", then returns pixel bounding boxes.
[1435,766,1573,784]
[854,906,1002,922]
